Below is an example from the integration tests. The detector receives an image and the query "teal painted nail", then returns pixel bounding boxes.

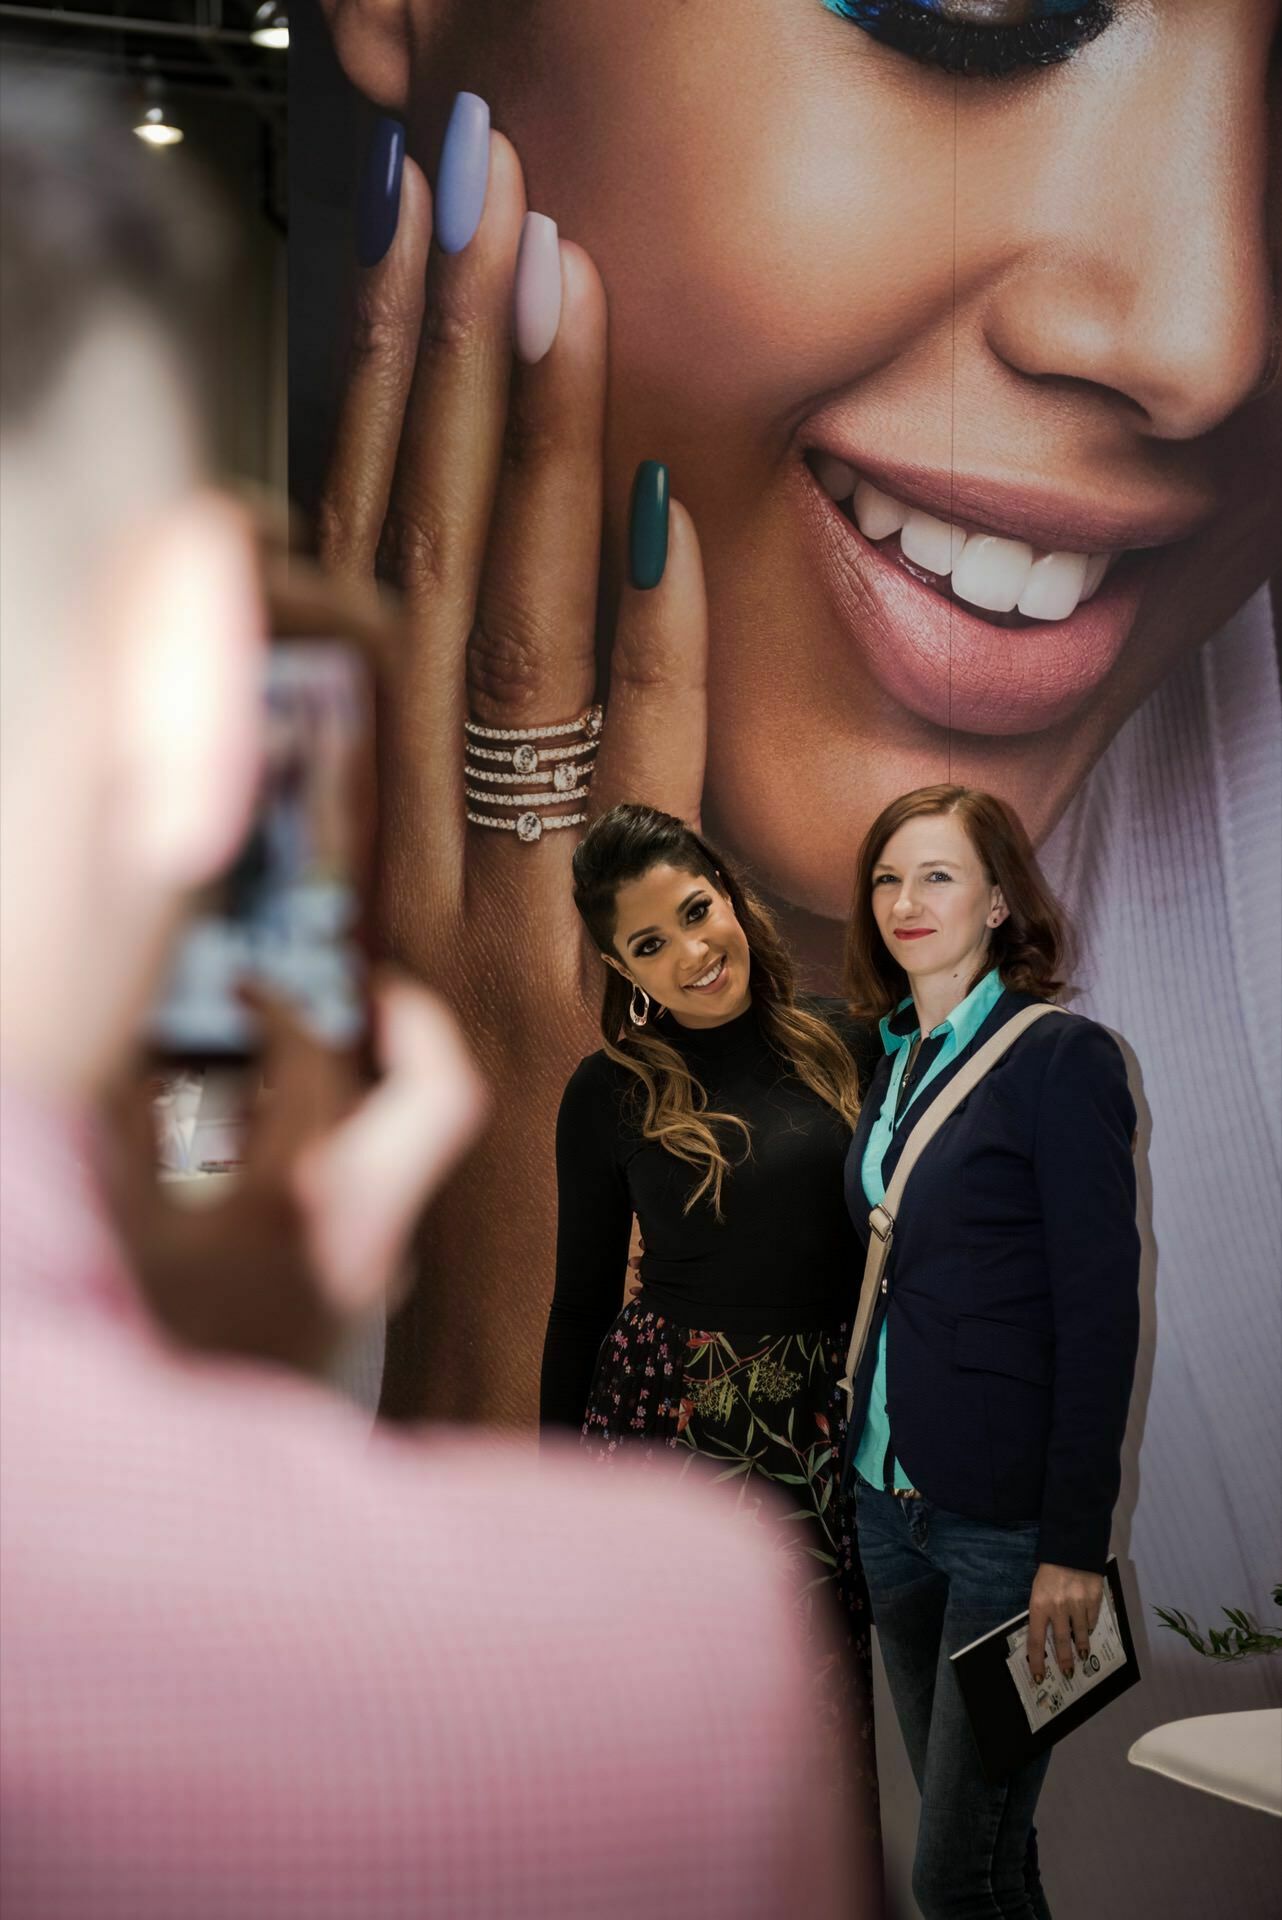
[628,460,669,591]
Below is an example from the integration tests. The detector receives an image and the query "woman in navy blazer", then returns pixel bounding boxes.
[841,785,1140,1920]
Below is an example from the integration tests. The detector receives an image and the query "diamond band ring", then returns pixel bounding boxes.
[464,705,603,744]
[466,748,594,779]
[465,784,591,807]
[464,703,602,845]
[465,808,589,844]
[468,738,588,766]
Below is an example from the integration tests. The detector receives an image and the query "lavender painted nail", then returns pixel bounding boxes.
[435,92,490,254]
[513,213,562,365]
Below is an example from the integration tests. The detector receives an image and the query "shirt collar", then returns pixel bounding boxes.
[879,967,1006,1056]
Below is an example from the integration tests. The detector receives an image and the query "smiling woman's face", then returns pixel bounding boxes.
[608,862,754,1029]
[410,0,1282,917]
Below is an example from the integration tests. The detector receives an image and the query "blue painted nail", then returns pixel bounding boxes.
[356,116,405,267]
[435,92,490,254]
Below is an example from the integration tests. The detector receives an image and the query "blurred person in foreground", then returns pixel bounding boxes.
[0,74,856,1920]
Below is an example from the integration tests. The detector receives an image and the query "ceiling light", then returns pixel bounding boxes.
[251,2,289,49]
[133,102,183,147]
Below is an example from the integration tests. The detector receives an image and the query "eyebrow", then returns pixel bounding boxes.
[625,888,707,948]
[872,858,960,874]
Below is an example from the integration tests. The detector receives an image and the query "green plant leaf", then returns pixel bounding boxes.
[1155,1585,1282,1662]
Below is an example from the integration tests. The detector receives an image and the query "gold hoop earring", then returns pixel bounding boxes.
[628,983,651,1029]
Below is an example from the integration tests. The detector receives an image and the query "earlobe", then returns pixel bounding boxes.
[320,0,415,116]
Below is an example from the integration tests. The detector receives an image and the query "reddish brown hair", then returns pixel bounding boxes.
[843,785,1072,1019]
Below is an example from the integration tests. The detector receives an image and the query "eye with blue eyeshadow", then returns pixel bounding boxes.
[819,0,1116,78]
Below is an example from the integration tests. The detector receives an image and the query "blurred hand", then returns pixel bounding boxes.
[100,977,485,1374]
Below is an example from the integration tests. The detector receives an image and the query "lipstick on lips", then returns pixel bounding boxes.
[893,928,935,941]
[798,444,1205,738]
[683,953,730,992]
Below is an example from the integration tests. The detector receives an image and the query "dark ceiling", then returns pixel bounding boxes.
[0,1,285,107]
[0,1,287,225]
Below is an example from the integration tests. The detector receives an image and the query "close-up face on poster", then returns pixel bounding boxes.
[285,4,1281,1912]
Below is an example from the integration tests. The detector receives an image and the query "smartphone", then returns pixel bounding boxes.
[148,639,373,1068]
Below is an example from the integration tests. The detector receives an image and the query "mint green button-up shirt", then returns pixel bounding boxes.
[852,968,1007,1491]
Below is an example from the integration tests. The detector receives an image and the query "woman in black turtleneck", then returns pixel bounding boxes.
[540,803,881,1843]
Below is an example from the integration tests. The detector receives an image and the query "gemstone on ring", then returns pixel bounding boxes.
[583,705,604,738]
[553,763,578,792]
[515,811,544,844]
[513,743,539,775]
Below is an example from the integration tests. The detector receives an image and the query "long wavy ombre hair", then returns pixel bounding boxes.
[572,804,862,1216]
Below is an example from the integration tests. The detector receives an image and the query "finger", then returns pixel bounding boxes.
[381,124,526,875]
[1052,1609,1076,1676]
[238,983,361,1166]
[318,150,431,585]
[262,545,401,685]
[1027,1602,1049,1682]
[1073,1597,1093,1660]
[463,239,607,908]
[291,977,488,1317]
[97,1066,164,1224]
[592,498,708,830]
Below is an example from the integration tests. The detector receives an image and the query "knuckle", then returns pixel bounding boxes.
[610,646,685,698]
[348,290,415,369]
[315,493,357,570]
[379,502,456,594]
[611,630,705,702]
[466,610,546,712]
[501,399,560,476]
[417,292,482,366]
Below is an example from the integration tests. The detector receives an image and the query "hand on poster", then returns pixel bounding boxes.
[317,129,708,1421]
[100,979,484,1374]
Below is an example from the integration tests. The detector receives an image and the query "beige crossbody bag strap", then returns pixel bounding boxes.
[838,1003,1062,1415]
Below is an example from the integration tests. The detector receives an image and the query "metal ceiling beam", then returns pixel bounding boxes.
[7,42,286,103]
[0,6,259,43]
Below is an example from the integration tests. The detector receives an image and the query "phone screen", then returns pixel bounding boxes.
[148,640,372,1062]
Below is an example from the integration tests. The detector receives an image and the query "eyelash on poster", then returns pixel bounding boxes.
[819,0,1117,79]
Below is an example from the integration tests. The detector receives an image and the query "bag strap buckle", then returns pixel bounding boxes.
[868,1203,895,1245]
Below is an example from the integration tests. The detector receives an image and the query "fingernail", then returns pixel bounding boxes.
[628,460,669,591]
[356,116,405,267]
[435,91,490,254]
[513,212,562,365]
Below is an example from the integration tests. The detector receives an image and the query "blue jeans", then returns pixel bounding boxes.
[854,1476,1053,1920]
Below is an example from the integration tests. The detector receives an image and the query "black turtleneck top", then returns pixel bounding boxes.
[539,998,879,1430]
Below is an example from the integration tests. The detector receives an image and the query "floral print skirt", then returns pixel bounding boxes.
[581,1297,880,1836]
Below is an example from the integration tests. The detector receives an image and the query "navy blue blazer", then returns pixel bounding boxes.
[842,989,1140,1573]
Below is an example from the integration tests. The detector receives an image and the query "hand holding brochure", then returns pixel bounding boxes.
[950,1558,1140,1781]
[1002,1583,1128,1733]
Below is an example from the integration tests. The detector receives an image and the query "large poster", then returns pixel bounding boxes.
[290,5,1282,1913]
